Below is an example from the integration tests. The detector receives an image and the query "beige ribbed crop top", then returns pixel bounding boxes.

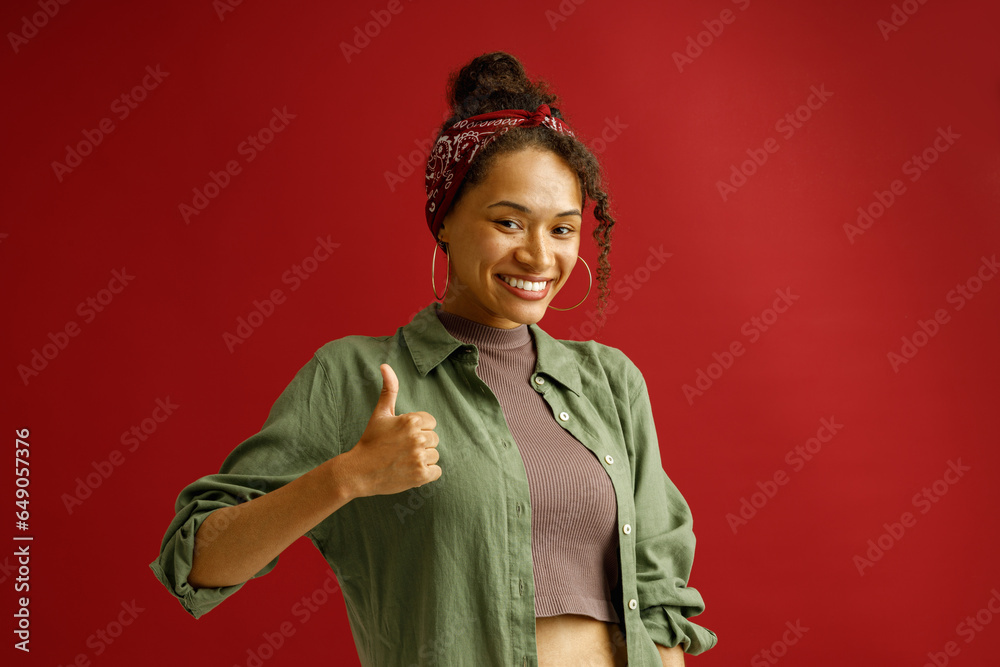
[436,309,621,623]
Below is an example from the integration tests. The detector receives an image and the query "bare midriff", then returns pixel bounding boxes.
[535,614,628,666]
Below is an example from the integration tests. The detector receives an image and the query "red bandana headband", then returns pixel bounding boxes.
[425,103,576,245]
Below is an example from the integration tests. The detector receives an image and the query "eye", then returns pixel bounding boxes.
[493,219,520,229]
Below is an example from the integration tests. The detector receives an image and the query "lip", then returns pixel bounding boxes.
[495,274,552,301]
[498,273,555,282]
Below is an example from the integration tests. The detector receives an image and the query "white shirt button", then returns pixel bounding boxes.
[628,598,638,610]
[558,411,569,421]
[623,524,631,535]
[604,454,614,465]
[534,376,545,385]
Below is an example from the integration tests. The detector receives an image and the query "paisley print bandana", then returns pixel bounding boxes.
[425,103,576,244]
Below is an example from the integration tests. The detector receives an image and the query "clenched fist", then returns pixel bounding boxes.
[342,364,442,498]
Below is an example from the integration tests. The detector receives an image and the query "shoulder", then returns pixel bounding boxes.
[536,327,646,397]
[561,337,637,370]
[312,333,396,371]
[300,333,396,398]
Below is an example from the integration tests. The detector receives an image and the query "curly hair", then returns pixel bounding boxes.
[434,51,617,318]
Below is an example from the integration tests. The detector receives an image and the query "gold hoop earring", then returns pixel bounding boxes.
[431,241,450,301]
[547,256,592,311]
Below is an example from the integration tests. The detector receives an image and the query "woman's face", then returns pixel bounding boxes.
[436,147,584,329]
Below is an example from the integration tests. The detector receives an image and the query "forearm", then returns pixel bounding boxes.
[655,643,685,667]
[188,452,358,588]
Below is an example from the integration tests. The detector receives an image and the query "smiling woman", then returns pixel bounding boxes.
[149,50,717,667]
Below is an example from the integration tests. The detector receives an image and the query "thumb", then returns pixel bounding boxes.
[374,363,398,417]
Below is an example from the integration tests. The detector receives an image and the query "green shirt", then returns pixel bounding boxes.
[149,301,717,666]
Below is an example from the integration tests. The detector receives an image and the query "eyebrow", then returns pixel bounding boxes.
[486,200,582,218]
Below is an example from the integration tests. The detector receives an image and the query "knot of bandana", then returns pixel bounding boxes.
[424,103,576,245]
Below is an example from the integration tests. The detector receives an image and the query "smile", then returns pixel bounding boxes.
[495,274,552,300]
[499,275,547,292]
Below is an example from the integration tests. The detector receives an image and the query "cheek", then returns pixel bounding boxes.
[473,240,509,271]
[451,240,502,283]
[560,247,581,272]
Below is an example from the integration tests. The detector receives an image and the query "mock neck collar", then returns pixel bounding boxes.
[435,309,531,351]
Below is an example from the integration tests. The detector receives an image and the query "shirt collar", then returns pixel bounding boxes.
[402,302,583,397]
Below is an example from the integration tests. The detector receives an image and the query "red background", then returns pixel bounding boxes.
[3,0,999,665]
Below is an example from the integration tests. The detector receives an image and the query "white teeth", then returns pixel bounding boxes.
[502,275,545,292]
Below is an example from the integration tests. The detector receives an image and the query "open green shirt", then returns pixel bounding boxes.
[149,301,717,666]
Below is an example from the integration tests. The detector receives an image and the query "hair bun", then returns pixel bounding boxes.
[444,51,560,125]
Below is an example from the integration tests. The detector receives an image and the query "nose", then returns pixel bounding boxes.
[514,228,554,271]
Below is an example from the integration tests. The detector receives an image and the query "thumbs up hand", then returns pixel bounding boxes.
[343,364,442,498]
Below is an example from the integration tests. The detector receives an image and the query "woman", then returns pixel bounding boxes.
[149,51,717,666]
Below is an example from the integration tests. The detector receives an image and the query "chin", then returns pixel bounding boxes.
[503,304,546,326]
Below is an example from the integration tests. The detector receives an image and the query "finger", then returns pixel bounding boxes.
[375,364,398,417]
[410,410,437,430]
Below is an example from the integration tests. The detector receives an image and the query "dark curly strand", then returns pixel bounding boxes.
[435,51,617,319]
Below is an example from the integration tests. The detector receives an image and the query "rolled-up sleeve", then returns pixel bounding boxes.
[626,363,718,655]
[148,353,342,619]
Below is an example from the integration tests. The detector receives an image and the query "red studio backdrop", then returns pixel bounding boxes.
[3,0,999,665]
